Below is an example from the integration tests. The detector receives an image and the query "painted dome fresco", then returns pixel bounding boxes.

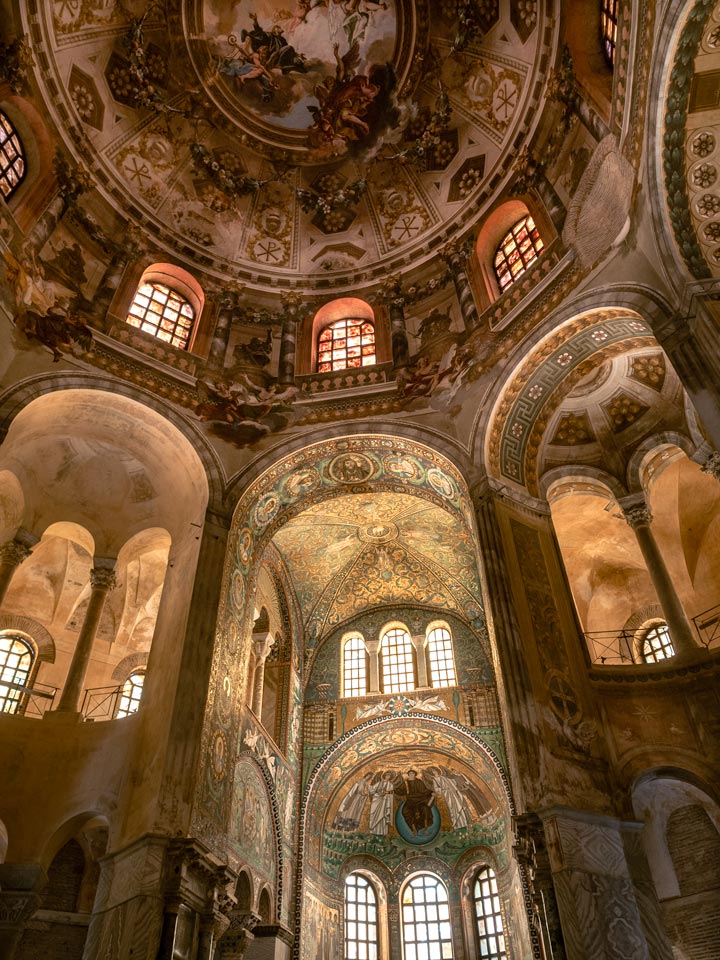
[30,0,547,286]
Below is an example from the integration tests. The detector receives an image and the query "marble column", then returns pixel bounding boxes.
[388,293,410,373]
[473,486,542,809]
[513,813,567,960]
[0,531,35,607]
[365,638,380,693]
[620,499,698,659]
[57,559,117,713]
[540,808,671,960]
[278,294,303,386]
[411,634,428,687]
[251,631,274,717]
[25,192,65,255]
[441,239,480,330]
[208,292,236,368]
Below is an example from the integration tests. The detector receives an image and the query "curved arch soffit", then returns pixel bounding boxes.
[0,372,226,516]
[299,713,514,875]
[0,613,56,663]
[625,430,699,493]
[481,307,659,496]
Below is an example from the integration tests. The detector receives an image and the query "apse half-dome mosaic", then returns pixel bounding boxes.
[35,0,545,285]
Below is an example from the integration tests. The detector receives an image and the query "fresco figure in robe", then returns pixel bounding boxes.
[427,765,470,829]
[332,772,371,830]
[368,770,396,835]
[394,769,435,835]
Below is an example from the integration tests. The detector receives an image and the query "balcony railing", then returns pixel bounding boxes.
[0,680,57,717]
[584,630,638,666]
[81,684,125,721]
[692,602,720,649]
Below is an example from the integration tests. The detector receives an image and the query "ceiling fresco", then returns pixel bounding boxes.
[270,491,483,638]
[29,0,546,285]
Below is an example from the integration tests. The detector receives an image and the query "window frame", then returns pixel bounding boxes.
[472,866,507,960]
[0,110,27,202]
[380,626,416,694]
[317,317,377,374]
[115,668,145,718]
[492,214,544,292]
[342,634,369,698]
[426,625,457,689]
[600,0,618,67]
[639,621,675,664]
[0,631,36,715]
[125,280,197,351]
[344,872,379,960]
[400,872,454,960]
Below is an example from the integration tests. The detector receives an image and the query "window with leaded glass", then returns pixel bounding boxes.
[344,873,378,960]
[343,635,368,697]
[0,633,34,714]
[317,318,376,373]
[473,867,507,960]
[427,627,457,688]
[0,111,26,201]
[126,281,196,350]
[116,670,145,717]
[601,0,619,66]
[641,623,674,663]
[381,628,415,694]
[401,873,453,960]
[493,215,544,292]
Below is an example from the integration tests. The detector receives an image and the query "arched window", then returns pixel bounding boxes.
[600,0,618,66]
[343,635,368,697]
[473,867,507,959]
[380,627,415,694]
[317,318,376,373]
[401,873,453,960]
[0,111,26,201]
[0,633,34,714]
[116,669,145,717]
[126,281,195,350]
[344,873,378,960]
[427,626,457,688]
[493,215,544,291]
[641,622,675,663]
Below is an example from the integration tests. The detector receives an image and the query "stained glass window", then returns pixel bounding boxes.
[641,623,675,663]
[317,318,376,373]
[473,867,507,960]
[0,633,33,714]
[343,635,368,697]
[381,628,415,694]
[401,874,453,960]
[0,111,26,201]
[116,670,145,717]
[126,281,195,350]
[344,873,378,960]
[601,0,619,66]
[427,627,457,688]
[493,215,544,292]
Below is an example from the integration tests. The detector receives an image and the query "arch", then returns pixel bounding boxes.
[122,262,205,352]
[41,520,95,558]
[400,871,454,959]
[0,631,35,713]
[470,864,508,959]
[341,632,368,698]
[302,298,388,375]
[379,624,415,693]
[257,885,272,922]
[111,651,148,682]
[0,614,55,664]
[0,469,25,542]
[425,623,457,688]
[235,869,254,912]
[0,95,54,229]
[625,432,698,494]
[0,109,26,201]
[474,199,552,305]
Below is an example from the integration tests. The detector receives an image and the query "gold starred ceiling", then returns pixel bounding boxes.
[28,0,548,287]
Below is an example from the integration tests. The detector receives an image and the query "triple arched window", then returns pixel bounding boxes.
[493,215,544,292]
[0,110,26,201]
[0,632,34,714]
[317,318,377,373]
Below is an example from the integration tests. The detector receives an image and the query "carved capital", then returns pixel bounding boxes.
[622,505,653,529]
[0,539,32,568]
[252,631,275,663]
[90,566,117,592]
[0,889,41,925]
[439,237,473,266]
[701,451,720,481]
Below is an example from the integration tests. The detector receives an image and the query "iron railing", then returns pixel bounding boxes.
[0,679,57,717]
[80,684,125,721]
[584,630,638,666]
[692,602,720,649]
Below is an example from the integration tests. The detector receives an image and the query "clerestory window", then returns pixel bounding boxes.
[401,873,453,960]
[343,635,368,698]
[126,281,195,350]
[344,873,378,960]
[427,626,457,688]
[380,627,415,694]
[473,867,507,959]
[641,622,674,663]
[493,215,544,292]
[601,0,618,66]
[0,632,34,714]
[116,669,145,717]
[317,318,376,373]
[0,110,26,201]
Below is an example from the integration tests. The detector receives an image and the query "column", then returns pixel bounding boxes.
[540,808,671,960]
[278,293,303,386]
[660,318,720,451]
[92,226,143,325]
[27,153,89,254]
[208,290,237,368]
[0,863,44,960]
[220,912,261,960]
[514,813,567,960]
[441,239,480,330]
[473,486,543,809]
[251,631,274,717]
[0,530,35,606]
[411,634,428,687]
[365,638,380,693]
[385,281,410,374]
[57,559,117,713]
[619,498,698,659]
